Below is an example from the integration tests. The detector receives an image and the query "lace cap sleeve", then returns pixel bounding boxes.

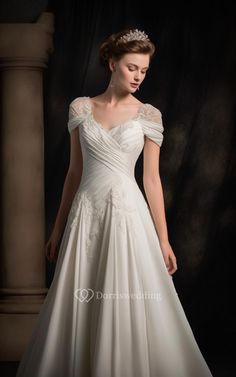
[67,96,88,133]
[140,104,164,147]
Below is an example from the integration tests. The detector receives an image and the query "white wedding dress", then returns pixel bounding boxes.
[16,96,213,377]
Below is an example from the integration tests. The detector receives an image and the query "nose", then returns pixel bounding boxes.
[134,71,141,81]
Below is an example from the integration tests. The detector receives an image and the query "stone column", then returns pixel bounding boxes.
[0,12,54,360]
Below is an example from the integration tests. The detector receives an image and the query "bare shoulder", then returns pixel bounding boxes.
[89,95,104,104]
[129,95,144,106]
[122,95,144,108]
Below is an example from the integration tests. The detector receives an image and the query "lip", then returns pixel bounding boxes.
[130,83,139,87]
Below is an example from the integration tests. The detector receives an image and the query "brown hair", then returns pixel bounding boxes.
[99,28,156,71]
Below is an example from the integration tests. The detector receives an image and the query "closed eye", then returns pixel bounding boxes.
[128,68,148,74]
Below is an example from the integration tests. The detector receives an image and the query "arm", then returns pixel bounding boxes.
[52,127,83,236]
[46,125,83,262]
[143,138,168,242]
[143,137,177,275]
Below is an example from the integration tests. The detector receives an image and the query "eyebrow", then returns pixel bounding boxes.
[127,63,149,69]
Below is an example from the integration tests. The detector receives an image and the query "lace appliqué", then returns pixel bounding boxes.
[139,103,162,124]
[68,96,91,133]
[138,104,164,147]
[104,187,137,232]
[69,187,137,262]
[70,96,90,118]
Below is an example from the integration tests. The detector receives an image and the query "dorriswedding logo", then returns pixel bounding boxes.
[74,288,94,302]
[74,288,162,302]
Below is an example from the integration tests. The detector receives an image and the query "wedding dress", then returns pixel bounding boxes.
[16,96,213,376]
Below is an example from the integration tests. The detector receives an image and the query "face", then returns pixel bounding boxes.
[109,53,150,93]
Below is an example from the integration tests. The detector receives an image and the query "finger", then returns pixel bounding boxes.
[167,259,175,274]
[173,259,177,270]
[170,256,177,270]
[169,264,177,275]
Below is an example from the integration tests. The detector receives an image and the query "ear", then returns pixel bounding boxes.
[108,58,116,72]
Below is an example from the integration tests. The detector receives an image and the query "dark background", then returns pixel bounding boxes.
[0,1,235,376]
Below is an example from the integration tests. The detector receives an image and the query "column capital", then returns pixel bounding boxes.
[0,11,54,69]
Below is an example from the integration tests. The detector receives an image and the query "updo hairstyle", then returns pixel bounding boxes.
[99,28,156,72]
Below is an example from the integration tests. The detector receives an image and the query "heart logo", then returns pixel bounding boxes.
[74,288,95,302]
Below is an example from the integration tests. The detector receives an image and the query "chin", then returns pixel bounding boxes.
[125,88,134,94]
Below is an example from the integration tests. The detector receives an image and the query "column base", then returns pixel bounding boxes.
[0,290,47,360]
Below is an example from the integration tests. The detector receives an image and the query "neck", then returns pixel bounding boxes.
[101,84,133,106]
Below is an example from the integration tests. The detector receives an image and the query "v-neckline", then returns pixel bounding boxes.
[87,96,146,133]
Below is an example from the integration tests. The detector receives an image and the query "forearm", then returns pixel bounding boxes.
[143,175,169,243]
[52,171,81,235]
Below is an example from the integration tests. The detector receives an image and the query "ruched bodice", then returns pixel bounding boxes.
[68,96,164,147]
[67,96,164,200]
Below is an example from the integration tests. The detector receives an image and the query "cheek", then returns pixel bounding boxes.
[123,70,133,81]
[119,68,132,81]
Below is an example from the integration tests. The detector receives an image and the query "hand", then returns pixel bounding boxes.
[45,230,61,263]
[159,240,178,275]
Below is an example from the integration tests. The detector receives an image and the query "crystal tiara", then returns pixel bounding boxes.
[118,29,149,43]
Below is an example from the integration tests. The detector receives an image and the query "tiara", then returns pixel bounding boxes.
[118,29,149,43]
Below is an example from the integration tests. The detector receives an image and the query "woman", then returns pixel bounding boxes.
[16,28,213,377]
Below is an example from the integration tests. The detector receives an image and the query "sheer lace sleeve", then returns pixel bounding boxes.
[67,97,88,133]
[140,104,164,147]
